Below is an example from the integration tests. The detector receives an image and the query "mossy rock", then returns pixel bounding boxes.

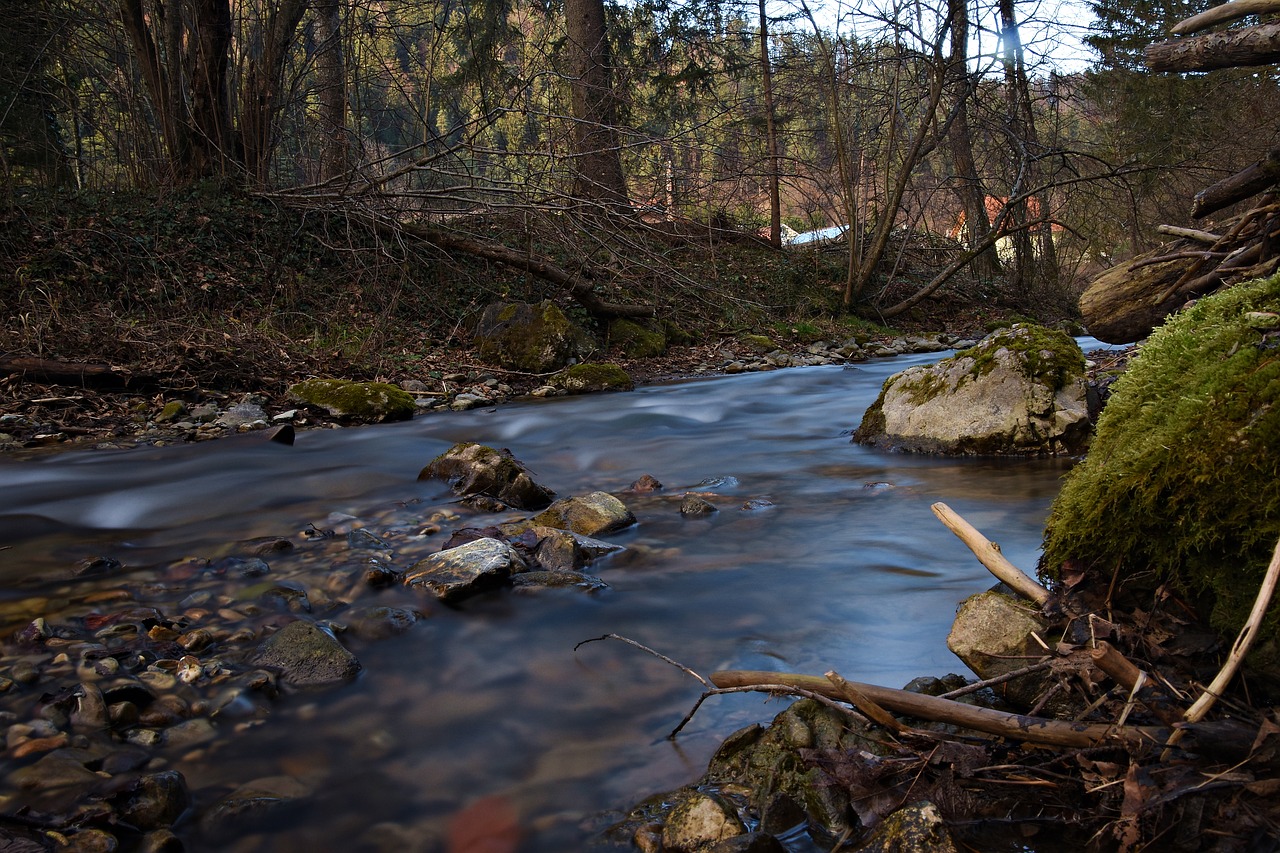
[1040,274,1280,674]
[287,379,415,423]
[473,300,595,373]
[548,362,634,394]
[739,333,779,353]
[608,318,668,358]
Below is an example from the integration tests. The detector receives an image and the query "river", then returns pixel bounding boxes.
[0,347,1102,851]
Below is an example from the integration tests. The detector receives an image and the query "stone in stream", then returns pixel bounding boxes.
[661,791,747,851]
[249,619,362,687]
[530,491,636,537]
[419,442,556,510]
[946,590,1054,712]
[680,494,719,517]
[198,775,313,841]
[287,378,416,423]
[113,770,191,831]
[403,537,526,602]
[854,324,1090,455]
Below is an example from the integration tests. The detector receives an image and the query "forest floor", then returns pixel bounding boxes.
[0,188,1084,453]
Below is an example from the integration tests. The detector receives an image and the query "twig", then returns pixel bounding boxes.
[1156,224,1222,244]
[669,684,871,739]
[574,633,710,687]
[711,670,1166,749]
[826,670,910,735]
[936,660,1056,699]
[931,502,1051,606]
[1164,535,1280,756]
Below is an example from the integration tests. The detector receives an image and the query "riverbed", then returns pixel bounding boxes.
[0,349,1097,851]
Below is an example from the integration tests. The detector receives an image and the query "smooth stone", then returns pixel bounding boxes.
[250,620,362,687]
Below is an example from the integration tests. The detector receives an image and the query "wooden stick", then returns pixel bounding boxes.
[931,502,1051,606]
[1172,0,1280,36]
[1156,224,1223,244]
[1091,642,1185,725]
[710,670,1163,749]
[826,670,910,734]
[1164,536,1280,755]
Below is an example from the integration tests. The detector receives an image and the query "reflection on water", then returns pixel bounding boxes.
[0,351,1091,851]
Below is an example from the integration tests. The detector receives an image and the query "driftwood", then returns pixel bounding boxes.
[709,670,1164,748]
[1146,20,1280,71]
[931,502,1051,605]
[1173,0,1280,35]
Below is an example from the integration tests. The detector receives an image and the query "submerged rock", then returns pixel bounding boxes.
[418,442,556,510]
[853,324,1089,455]
[250,620,362,687]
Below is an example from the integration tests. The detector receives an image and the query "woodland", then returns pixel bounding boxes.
[1,0,1280,384]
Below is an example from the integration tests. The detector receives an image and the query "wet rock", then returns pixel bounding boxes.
[164,718,217,749]
[548,362,634,394]
[114,770,191,830]
[73,557,121,578]
[250,620,362,687]
[946,591,1052,711]
[215,403,268,430]
[661,791,747,852]
[499,524,623,572]
[681,494,719,517]
[66,828,118,852]
[473,299,595,373]
[403,538,525,602]
[287,379,416,423]
[419,442,556,510]
[199,775,312,841]
[8,748,105,794]
[511,570,608,592]
[856,801,956,853]
[627,474,664,493]
[136,830,183,853]
[708,832,787,853]
[345,605,419,640]
[854,325,1089,455]
[70,683,108,730]
[531,492,636,537]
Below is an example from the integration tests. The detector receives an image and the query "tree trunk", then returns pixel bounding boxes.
[946,0,1000,278]
[314,0,348,182]
[564,0,628,207]
[758,0,782,248]
[185,0,234,178]
[240,0,307,185]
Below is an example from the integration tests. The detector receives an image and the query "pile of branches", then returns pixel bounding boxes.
[1082,0,1280,344]
[597,504,1280,849]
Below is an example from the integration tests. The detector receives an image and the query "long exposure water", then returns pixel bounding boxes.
[0,347,1104,851]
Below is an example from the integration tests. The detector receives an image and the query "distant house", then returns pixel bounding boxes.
[947,195,1053,240]
[785,224,848,248]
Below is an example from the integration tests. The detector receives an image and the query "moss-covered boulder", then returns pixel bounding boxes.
[418,442,556,510]
[853,324,1089,455]
[473,300,594,372]
[548,362,634,394]
[608,318,668,357]
[1041,274,1280,673]
[287,379,415,423]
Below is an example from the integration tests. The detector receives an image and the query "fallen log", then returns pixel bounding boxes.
[1078,246,1199,343]
[1146,21,1280,71]
[709,669,1166,748]
[1172,0,1280,36]
[0,357,137,388]
[1192,148,1280,218]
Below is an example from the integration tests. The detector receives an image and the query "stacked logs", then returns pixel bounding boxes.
[1081,0,1280,343]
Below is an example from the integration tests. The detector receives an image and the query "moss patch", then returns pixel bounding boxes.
[549,362,634,394]
[287,378,415,422]
[473,300,594,373]
[1040,274,1280,663]
[607,318,667,357]
[953,323,1085,392]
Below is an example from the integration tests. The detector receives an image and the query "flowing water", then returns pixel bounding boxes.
[0,348,1105,851]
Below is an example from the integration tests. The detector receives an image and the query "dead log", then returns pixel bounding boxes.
[0,357,137,388]
[1146,21,1280,71]
[710,669,1166,748]
[1192,148,1280,218]
[1172,0,1280,35]
[1079,247,1200,344]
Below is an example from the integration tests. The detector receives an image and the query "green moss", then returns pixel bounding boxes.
[739,333,778,353]
[1040,274,1280,661]
[954,323,1084,392]
[607,318,667,357]
[288,378,415,422]
[549,362,634,394]
[474,300,593,373]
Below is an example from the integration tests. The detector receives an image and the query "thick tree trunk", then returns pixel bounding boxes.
[314,0,349,182]
[240,0,308,185]
[1147,22,1280,72]
[564,0,628,207]
[946,0,1000,278]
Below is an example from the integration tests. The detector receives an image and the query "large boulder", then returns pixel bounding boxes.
[473,300,594,373]
[418,442,556,510]
[853,324,1089,455]
[1041,273,1280,677]
[287,379,415,423]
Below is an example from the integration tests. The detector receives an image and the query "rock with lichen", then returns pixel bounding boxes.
[531,491,636,537]
[1040,273,1280,682]
[473,300,594,372]
[608,318,668,357]
[853,324,1089,455]
[287,378,415,423]
[548,362,634,394]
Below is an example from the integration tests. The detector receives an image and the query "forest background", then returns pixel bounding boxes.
[1,0,1278,399]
